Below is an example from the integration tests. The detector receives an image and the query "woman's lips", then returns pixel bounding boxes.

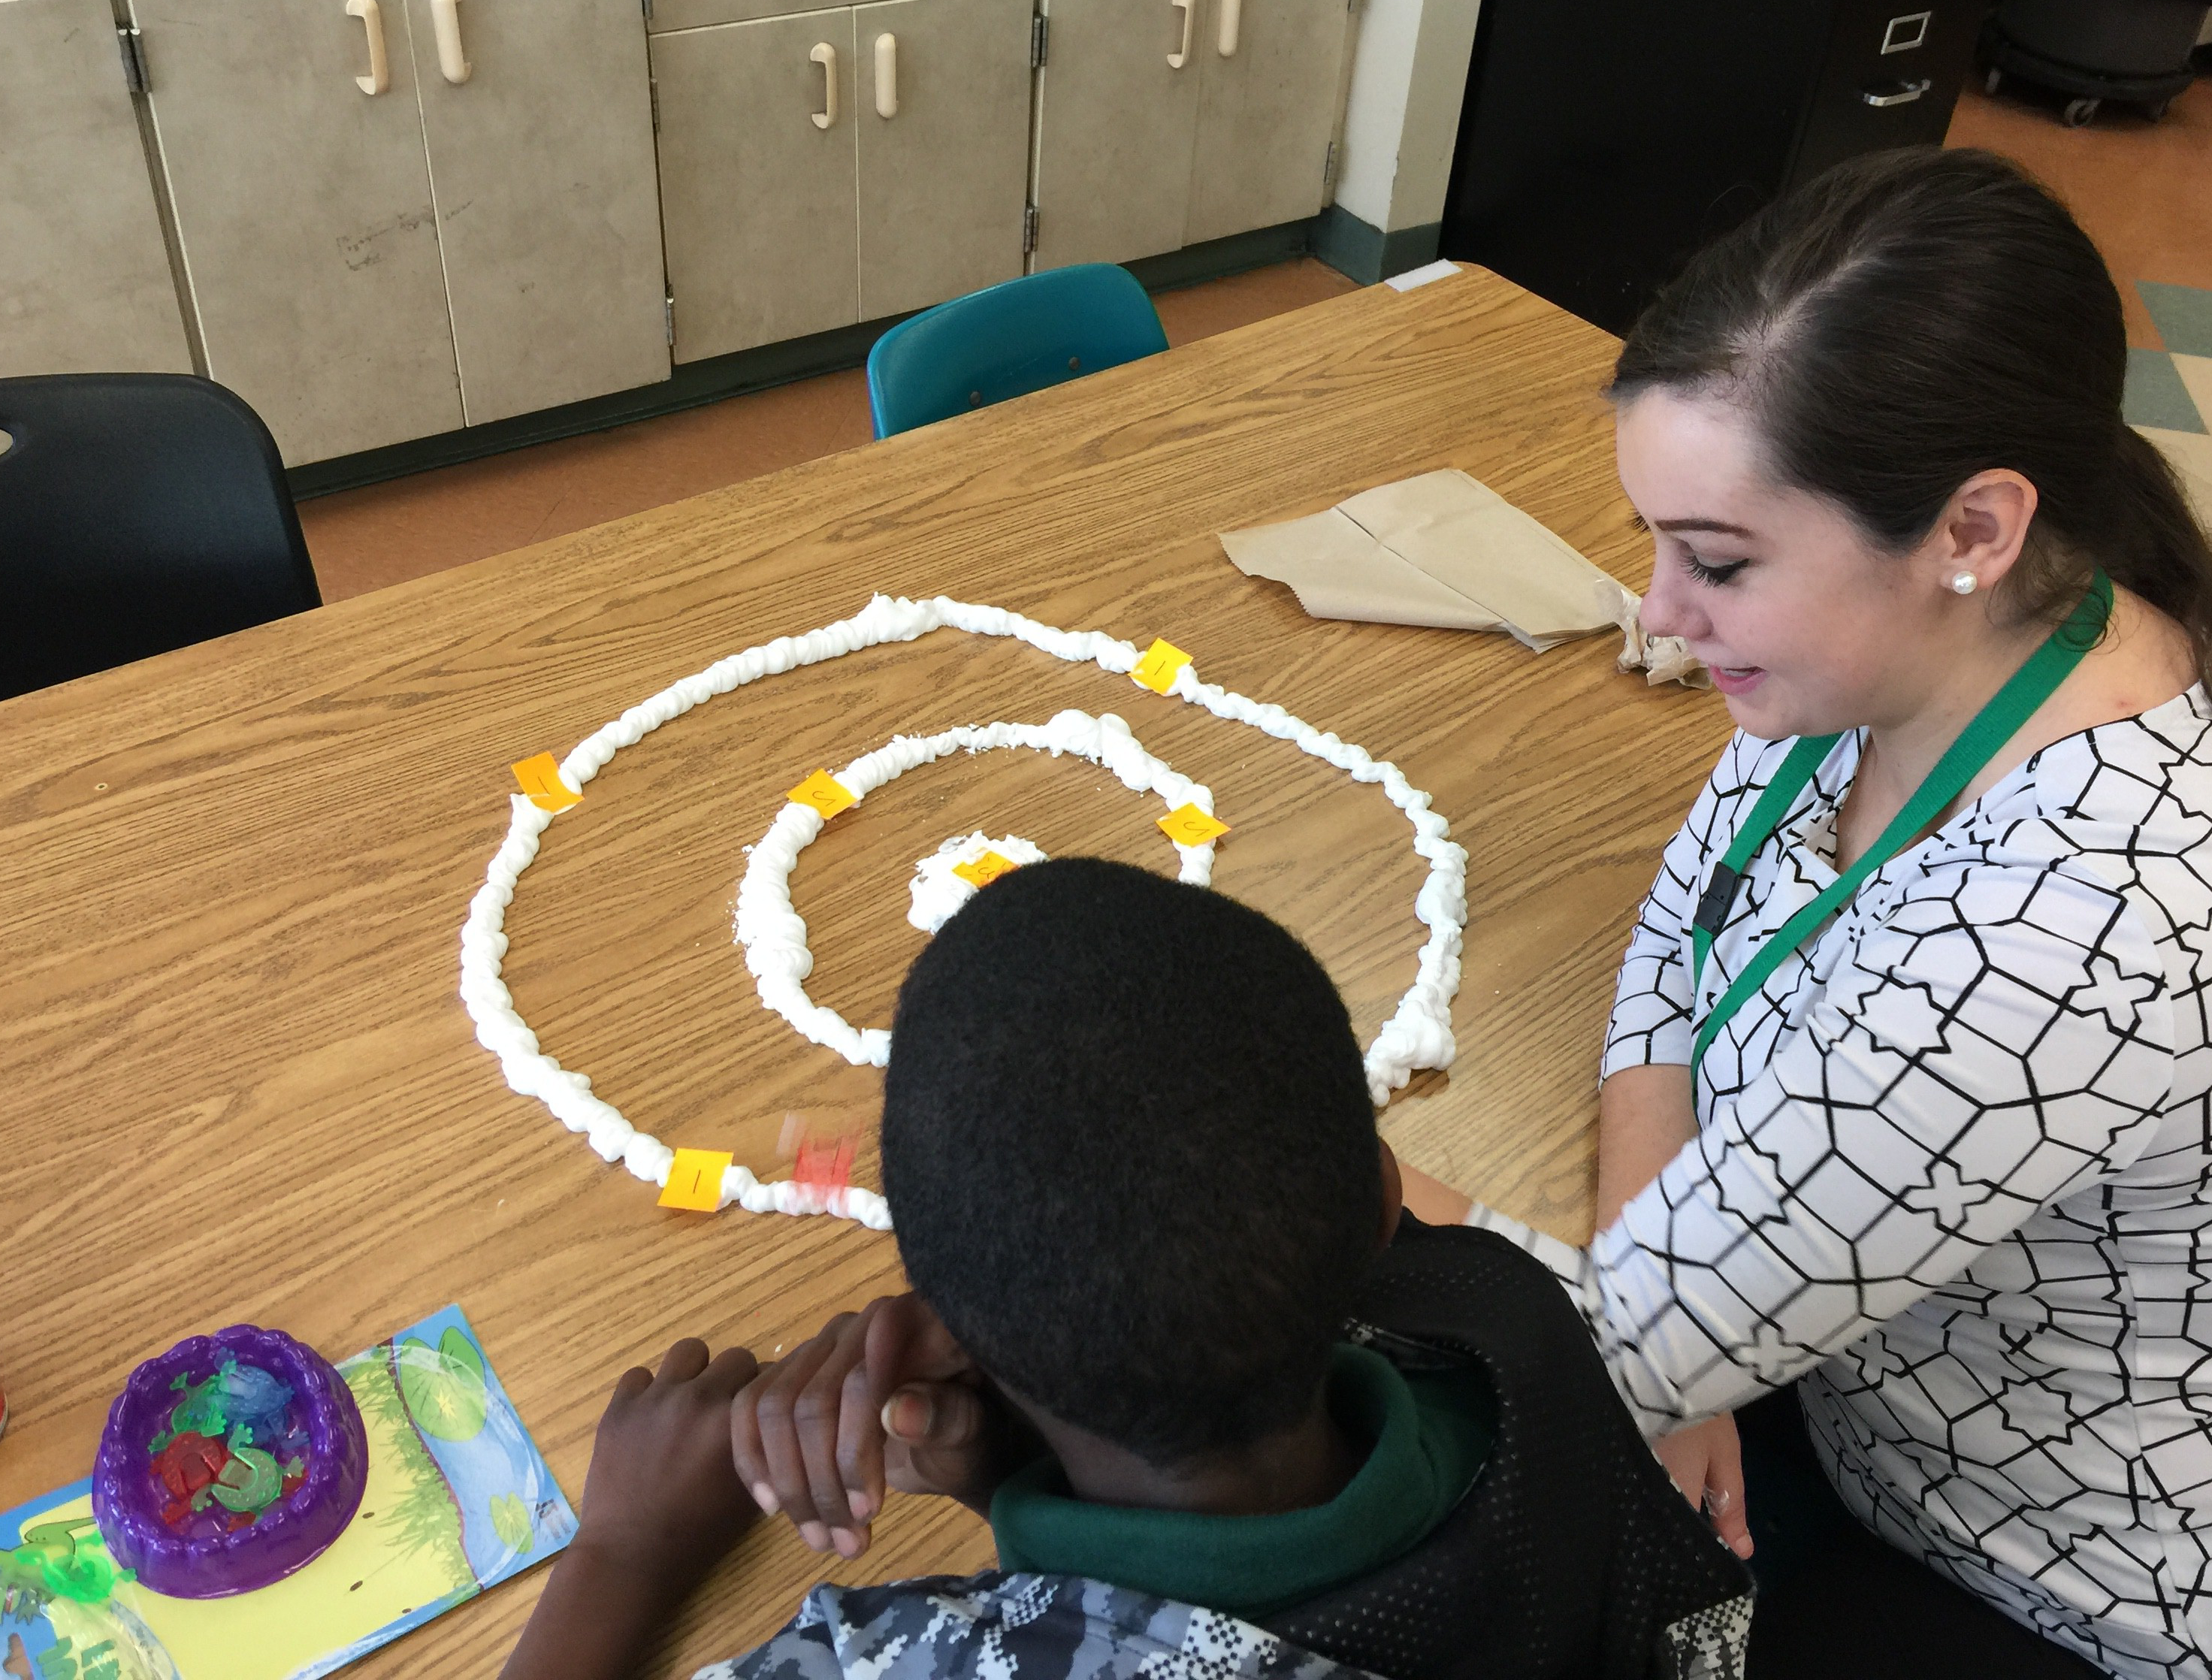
[1709,664,1765,696]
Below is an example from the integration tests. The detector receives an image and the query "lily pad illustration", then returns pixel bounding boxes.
[489,1492,533,1556]
[396,1328,488,1442]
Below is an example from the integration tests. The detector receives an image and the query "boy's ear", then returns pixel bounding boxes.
[1378,1139,1405,1251]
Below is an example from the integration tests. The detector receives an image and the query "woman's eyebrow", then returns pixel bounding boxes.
[1654,517,1755,536]
[1628,511,1650,533]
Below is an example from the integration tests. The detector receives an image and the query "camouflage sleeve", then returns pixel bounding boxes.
[690,1600,844,1680]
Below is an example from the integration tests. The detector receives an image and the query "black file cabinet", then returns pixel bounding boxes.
[1440,2,1983,334]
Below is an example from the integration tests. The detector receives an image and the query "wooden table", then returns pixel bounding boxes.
[0,265,1732,1674]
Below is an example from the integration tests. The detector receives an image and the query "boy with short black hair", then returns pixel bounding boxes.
[503,859,1750,1680]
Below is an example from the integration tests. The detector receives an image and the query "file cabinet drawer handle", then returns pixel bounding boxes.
[1167,0,1193,68]
[1218,0,1240,56]
[811,41,839,128]
[346,0,389,95]
[1860,77,1930,107]
[875,33,897,118]
[431,0,471,85]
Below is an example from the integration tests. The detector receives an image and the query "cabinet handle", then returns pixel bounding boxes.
[811,41,839,128]
[1166,0,1193,68]
[1217,0,1239,56]
[875,32,896,118]
[431,0,472,85]
[1860,77,1930,107]
[345,0,389,94]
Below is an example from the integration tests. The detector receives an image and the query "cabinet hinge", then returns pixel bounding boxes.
[1030,14,1049,68]
[650,78,661,132]
[664,293,675,346]
[1322,140,1337,188]
[642,0,655,20]
[116,25,149,95]
[1023,204,1039,255]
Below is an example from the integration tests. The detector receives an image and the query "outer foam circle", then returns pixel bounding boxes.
[738,709,1216,1066]
[458,594,1469,1230]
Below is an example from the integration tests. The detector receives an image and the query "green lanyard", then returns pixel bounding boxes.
[1688,571,2113,1090]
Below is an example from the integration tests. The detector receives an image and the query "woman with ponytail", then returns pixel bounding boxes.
[1463,147,2212,1677]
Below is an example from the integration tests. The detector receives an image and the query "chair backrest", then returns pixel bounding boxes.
[866,264,1170,438]
[0,373,319,700]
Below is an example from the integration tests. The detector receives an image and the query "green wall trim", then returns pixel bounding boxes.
[287,218,1320,501]
[1310,205,1442,286]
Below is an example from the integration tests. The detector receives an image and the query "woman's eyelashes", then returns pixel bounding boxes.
[1682,551,1749,587]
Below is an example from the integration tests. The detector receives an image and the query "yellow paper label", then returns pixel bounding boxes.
[511,751,582,814]
[658,1148,734,1212]
[1157,804,1231,846]
[788,769,857,819]
[1131,638,1192,694]
[952,851,1020,889]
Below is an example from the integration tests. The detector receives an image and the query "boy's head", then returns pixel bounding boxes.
[881,857,1384,1468]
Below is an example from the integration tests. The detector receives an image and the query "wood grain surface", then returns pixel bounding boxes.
[0,266,1733,1675]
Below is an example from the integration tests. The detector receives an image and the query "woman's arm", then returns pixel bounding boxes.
[1583,859,2174,1434]
[1594,1064,1696,1231]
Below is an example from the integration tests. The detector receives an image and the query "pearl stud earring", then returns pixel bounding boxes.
[1950,570,1978,596]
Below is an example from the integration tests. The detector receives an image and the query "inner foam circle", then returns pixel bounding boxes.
[740,710,1215,1060]
[908,835,1050,934]
[458,594,1469,1231]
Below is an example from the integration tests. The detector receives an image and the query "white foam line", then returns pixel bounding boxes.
[459,595,1469,1228]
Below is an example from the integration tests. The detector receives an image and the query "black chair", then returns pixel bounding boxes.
[0,373,320,700]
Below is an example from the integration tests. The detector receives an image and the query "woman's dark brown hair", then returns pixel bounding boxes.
[1610,146,2212,681]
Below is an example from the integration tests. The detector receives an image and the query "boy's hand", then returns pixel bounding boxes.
[501,1340,762,1680]
[731,1294,1035,1558]
[572,1338,763,1582]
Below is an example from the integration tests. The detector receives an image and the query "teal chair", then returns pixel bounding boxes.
[866,264,1169,438]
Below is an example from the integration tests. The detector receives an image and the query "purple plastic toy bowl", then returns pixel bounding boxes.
[92,1324,368,1598]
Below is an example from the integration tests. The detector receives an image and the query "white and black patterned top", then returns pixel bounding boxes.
[1593,690,2212,1678]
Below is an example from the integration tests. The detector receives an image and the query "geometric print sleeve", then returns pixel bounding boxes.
[1585,851,2176,1434]
[1603,733,1790,1077]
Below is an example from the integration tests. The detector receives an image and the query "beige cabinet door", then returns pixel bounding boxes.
[400,0,669,425]
[1031,0,1202,270]
[854,0,1031,319]
[135,0,463,464]
[0,0,191,376]
[653,11,860,363]
[1184,0,1348,244]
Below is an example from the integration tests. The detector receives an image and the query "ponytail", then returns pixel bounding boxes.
[1612,147,2212,687]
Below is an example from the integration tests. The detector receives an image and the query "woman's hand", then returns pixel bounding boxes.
[501,1339,762,1680]
[731,1293,1037,1558]
[1652,1413,1753,1559]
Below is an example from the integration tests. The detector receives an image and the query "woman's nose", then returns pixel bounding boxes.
[1639,553,1702,642]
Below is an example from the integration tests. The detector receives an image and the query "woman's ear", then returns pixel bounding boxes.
[1928,467,2039,596]
[1378,1138,1405,1251]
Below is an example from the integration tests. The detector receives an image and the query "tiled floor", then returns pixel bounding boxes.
[1947,73,2212,515]
[298,258,1358,601]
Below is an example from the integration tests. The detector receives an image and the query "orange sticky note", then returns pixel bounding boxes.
[952,851,1020,889]
[512,751,582,814]
[658,1148,733,1212]
[787,769,856,819]
[1158,803,1231,846]
[1131,638,1192,694]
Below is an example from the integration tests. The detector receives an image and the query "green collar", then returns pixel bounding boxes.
[989,1343,1491,1621]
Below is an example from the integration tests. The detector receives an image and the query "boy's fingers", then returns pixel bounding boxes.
[793,1319,873,1548]
[730,1379,778,1515]
[702,1345,762,1399]
[836,1358,886,1525]
[752,1335,846,1538]
[658,1338,712,1382]
[884,1382,989,1496]
[612,1364,654,1401]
